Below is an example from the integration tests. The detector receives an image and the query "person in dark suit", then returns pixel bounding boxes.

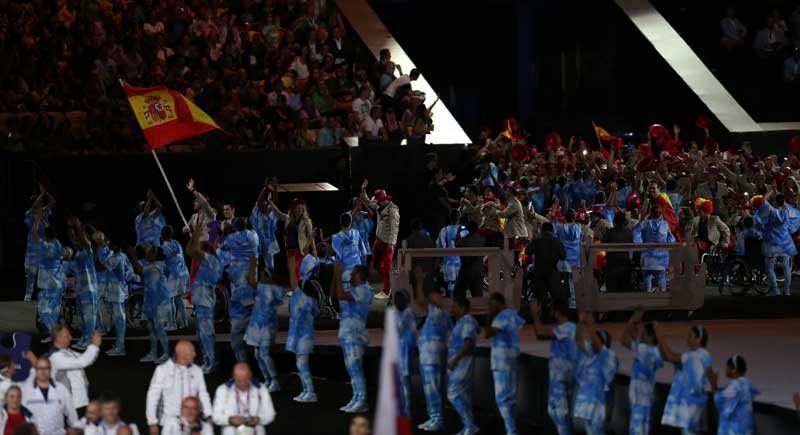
[602,213,634,292]
[453,221,487,299]
[525,222,566,310]
[403,218,436,293]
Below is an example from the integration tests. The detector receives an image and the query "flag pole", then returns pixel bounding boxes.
[150,148,190,230]
[119,78,190,230]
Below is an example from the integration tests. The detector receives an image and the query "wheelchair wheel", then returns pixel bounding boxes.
[749,269,773,296]
[126,293,145,329]
[720,258,748,296]
[213,284,230,324]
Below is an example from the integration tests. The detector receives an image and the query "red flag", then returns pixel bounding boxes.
[655,192,682,241]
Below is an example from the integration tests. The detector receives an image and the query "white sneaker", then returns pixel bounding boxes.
[40,336,52,344]
[374,291,391,300]
[154,353,170,364]
[140,353,157,363]
[347,401,368,413]
[293,392,318,403]
[24,296,32,302]
[106,348,126,357]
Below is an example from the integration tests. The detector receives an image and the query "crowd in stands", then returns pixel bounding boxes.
[0,0,433,155]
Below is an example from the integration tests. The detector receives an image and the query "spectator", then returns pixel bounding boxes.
[48,327,102,416]
[71,400,100,433]
[360,180,400,299]
[351,87,373,124]
[212,363,276,435]
[162,397,212,435]
[720,7,747,51]
[146,341,213,434]
[695,167,729,220]
[754,17,788,58]
[83,393,139,435]
[360,106,388,142]
[382,68,421,112]
[0,355,16,408]
[348,415,371,435]
[784,49,800,83]
[0,387,33,435]
[21,356,78,435]
[690,200,731,252]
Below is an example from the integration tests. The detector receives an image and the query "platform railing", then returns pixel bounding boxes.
[577,242,706,312]
[391,241,522,313]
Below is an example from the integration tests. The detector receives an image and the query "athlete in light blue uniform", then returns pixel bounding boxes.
[186,221,222,373]
[436,209,468,294]
[161,226,190,330]
[135,190,166,247]
[287,276,321,403]
[24,187,55,301]
[658,324,713,435]
[245,256,284,392]
[634,207,676,293]
[96,241,129,356]
[70,218,99,350]
[622,310,663,435]
[334,263,373,413]
[554,209,583,308]
[756,191,800,295]
[531,300,578,435]
[351,199,374,265]
[130,245,170,364]
[250,184,281,275]
[573,314,618,435]
[415,269,452,432]
[221,218,260,362]
[331,213,362,287]
[709,355,759,435]
[393,289,418,417]
[447,297,480,435]
[32,210,64,343]
[486,293,526,435]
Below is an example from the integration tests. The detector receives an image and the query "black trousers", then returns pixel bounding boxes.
[453,263,484,299]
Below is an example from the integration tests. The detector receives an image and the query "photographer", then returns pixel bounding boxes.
[162,397,212,435]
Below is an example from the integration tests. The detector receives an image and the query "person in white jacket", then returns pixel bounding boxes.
[49,326,101,414]
[21,356,78,435]
[212,363,275,435]
[162,397,213,435]
[146,341,212,435]
[84,392,140,435]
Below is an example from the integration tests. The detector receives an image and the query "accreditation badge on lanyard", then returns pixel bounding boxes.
[236,389,254,435]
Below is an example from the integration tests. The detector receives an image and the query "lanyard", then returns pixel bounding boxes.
[236,389,250,417]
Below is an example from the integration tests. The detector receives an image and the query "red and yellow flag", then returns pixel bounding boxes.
[593,122,614,141]
[122,82,220,149]
[655,192,682,241]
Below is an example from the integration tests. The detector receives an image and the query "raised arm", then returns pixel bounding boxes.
[654,322,682,364]
[70,217,91,249]
[268,200,290,221]
[188,178,214,218]
[622,309,644,350]
[148,189,163,218]
[32,212,43,243]
[40,183,56,209]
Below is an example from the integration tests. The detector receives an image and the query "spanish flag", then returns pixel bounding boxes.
[593,122,614,141]
[654,192,682,241]
[592,122,623,153]
[122,81,220,149]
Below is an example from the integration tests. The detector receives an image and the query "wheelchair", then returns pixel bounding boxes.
[716,237,781,296]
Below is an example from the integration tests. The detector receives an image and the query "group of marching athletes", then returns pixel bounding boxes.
[24,180,759,434]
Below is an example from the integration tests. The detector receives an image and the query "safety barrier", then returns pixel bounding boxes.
[576,242,706,312]
[391,242,523,313]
